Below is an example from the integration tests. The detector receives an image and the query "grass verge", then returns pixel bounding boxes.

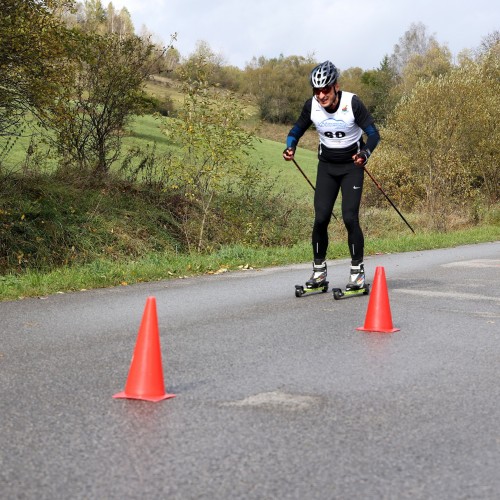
[1,225,498,302]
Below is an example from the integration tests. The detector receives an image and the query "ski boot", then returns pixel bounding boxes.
[332,263,370,300]
[295,261,329,297]
[346,263,365,290]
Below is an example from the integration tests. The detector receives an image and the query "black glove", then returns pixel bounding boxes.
[353,148,371,166]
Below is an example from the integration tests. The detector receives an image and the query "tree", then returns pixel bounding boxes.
[160,62,255,252]
[244,55,316,123]
[389,22,437,76]
[340,67,370,104]
[45,32,168,178]
[397,40,452,95]
[369,54,499,227]
[0,0,76,141]
[106,4,134,37]
[163,46,181,74]
[179,40,228,87]
[385,23,453,125]
[80,0,106,33]
[361,56,398,124]
[477,30,500,58]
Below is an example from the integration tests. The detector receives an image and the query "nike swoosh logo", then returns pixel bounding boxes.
[353,186,361,189]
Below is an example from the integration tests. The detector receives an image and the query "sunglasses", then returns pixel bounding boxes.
[313,85,333,95]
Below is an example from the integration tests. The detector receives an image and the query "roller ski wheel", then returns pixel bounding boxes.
[332,283,370,300]
[295,281,329,298]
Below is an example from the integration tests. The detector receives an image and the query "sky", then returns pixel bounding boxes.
[111,0,499,70]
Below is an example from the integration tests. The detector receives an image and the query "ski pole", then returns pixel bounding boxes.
[291,158,338,221]
[292,158,315,191]
[363,166,415,234]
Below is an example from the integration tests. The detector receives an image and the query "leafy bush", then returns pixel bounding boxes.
[367,51,499,230]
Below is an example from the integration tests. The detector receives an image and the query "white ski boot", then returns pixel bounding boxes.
[306,261,327,289]
[295,261,329,297]
[346,263,365,290]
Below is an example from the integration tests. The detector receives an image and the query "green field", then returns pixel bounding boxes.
[1,104,499,302]
[125,114,318,199]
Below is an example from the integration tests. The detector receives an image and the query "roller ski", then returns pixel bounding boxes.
[332,263,370,300]
[295,261,329,297]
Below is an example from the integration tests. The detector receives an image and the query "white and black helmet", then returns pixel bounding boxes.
[309,61,339,88]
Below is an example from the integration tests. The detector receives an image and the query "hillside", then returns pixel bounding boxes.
[144,77,319,151]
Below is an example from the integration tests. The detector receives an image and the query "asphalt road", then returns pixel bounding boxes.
[1,242,499,500]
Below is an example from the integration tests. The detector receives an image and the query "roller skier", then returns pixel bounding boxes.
[284,61,380,297]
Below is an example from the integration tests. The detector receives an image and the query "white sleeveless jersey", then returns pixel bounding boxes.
[310,91,363,149]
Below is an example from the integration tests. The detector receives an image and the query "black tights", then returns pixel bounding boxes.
[312,161,364,265]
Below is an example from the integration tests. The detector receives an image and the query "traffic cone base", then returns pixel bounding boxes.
[356,325,400,333]
[113,391,175,402]
[357,266,400,333]
[113,296,175,402]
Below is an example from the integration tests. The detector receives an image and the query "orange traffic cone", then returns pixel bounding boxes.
[357,266,400,333]
[113,296,175,402]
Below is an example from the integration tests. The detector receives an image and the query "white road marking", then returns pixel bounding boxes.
[394,289,500,303]
[442,259,500,268]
